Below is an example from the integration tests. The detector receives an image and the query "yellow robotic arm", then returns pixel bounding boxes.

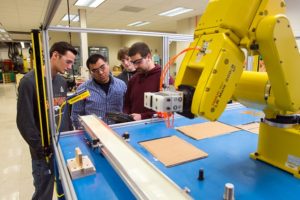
[175,0,300,177]
[176,0,300,120]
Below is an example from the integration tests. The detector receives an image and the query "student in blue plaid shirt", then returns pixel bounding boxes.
[71,54,127,128]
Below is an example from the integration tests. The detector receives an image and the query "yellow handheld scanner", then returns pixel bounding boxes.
[67,89,90,105]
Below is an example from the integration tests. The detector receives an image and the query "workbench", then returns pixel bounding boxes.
[55,103,300,200]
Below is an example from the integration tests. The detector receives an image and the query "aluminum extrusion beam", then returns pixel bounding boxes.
[48,26,193,40]
[163,36,170,87]
[42,0,62,30]
[80,115,192,200]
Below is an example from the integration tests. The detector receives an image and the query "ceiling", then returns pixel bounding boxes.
[0,0,209,42]
[0,0,299,43]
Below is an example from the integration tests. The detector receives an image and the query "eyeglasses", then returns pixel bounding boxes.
[90,64,107,74]
[131,57,144,65]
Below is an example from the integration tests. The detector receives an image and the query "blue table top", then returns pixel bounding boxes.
[59,105,300,200]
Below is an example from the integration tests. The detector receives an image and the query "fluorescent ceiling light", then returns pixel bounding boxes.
[128,21,143,26]
[159,7,193,17]
[135,21,150,27]
[75,0,105,8]
[62,14,79,22]
[128,21,150,27]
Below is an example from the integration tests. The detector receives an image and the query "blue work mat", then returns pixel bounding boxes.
[59,105,300,200]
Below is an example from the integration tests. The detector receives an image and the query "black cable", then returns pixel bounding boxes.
[67,0,72,45]
[8,43,12,59]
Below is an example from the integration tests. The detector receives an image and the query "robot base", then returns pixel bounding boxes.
[250,122,300,178]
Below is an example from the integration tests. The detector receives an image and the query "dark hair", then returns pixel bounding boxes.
[86,54,107,69]
[49,41,77,57]
[128,42,151,57]
[117,47,129,60]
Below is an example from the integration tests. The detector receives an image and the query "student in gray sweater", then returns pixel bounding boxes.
[17,42,77,200]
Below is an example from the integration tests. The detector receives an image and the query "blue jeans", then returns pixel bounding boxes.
[31,158,54,200]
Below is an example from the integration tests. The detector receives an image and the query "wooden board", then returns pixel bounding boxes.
[247,128,259,134]
[176,121,239,140]
[140,135,208,167]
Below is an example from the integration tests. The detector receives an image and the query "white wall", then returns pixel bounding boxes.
[173,16,199,75]
[88,33,122,67]
[286,0,300,51]
[121,35,163,59]
[286,0,300,36]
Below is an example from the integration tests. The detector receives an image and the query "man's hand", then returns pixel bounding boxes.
[131,113,142,121]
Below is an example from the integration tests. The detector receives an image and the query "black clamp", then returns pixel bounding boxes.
[122,132,130,141]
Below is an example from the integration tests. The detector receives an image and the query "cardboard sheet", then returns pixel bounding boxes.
[140,135,208,167]
[237,122,260,134]
[247,128,259,134]
[176,121,239,140]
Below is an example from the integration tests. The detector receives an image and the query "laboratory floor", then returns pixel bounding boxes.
[0,83,34,199]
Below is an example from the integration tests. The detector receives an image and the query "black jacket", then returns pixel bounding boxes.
[116,70,136,85]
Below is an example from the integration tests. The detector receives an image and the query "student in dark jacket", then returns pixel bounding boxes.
[116,47,136,85]
[16,42,77,200]
[123,42,161,120]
